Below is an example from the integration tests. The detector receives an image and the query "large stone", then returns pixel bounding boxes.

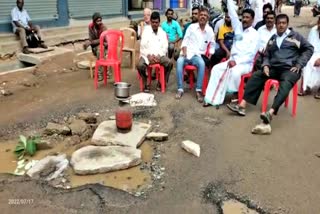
[17,47,73,65]
[251,123,272,135]
[28,47,54,54]
[69,119,88,136]
[43,122,71,136]
[70,145,142,175]
[146,132,168,142]
[181,140,200,157]
[77,60,95,69]
[77,112,97,124]
[91,121,151,148]
[27,154,69,181]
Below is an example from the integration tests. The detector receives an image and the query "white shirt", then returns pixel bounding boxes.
[308,26,320,54]
[257,24,276,52]
[11,6,31,33]
[276,28,291,49]
[181,23,216,60]
[227,0,259,64]
[140,26,168,65]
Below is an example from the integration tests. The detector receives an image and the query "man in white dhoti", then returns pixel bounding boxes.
[301,17,320,99]
[204,0,258,107]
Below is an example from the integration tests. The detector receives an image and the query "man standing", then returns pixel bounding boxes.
[175,7,215,102]
[182,7,199,38]
[210,12,233,66]
[257,11,276,53]
[294,0,303,17]
[161,8,183,59]
[138,8,152,39]
[301,17,320,99]
[83,12,107,81]
[137,11,173,92]
[204,0,258,107]
[11,0,47,54]
[227,14,313,126]
[254,3,273,30]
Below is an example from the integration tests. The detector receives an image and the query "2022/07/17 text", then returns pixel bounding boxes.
[8,199,34,205]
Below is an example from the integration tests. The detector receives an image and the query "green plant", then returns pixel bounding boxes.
[14,135,41,159]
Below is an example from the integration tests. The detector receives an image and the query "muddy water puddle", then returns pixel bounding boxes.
[0,140,153,192]
[222,199,259,214]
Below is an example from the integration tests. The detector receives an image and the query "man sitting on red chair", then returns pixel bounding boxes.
[175,7,215,103]
[137,11,173,92]
[227,14,313,125]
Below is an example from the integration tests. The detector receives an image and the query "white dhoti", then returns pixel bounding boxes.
[303,54,320,91]
[204,60,252,105]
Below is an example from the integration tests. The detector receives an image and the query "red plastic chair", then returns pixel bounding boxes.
[262,79,298,117]
[94,30,124,89]
[183,43,211,95]
[138,63,166,93]
[238,53,260,103]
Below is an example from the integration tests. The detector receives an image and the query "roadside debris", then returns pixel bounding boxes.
[124,92,157,107]
[251,123,272,135]
[26,154,69,181]
[146,132,169,142]
[181,140,200,157]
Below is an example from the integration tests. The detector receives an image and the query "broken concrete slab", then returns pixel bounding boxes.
[181,140,200,157]
[222,199,259,214]
[17,47,73,65]
[43,122,71,136]
[123,92,157,107]
[146,132,168,142]
[251,123,272,135]
[27,154,69,181]
[77,112,97,124]
[77,60,94,69]
[91,121,151,148]
[28,47,54,54]
[70,145,141,175]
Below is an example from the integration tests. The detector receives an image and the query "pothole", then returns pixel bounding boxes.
[202,181,268,214]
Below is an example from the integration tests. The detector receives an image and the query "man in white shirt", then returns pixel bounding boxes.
[175,7,215,103]
[11,0,47,54]
[257,11,276,53]
[137,11,173,92]
[227,14,313,127]
[204,0,258,107]
[301,17,320,99]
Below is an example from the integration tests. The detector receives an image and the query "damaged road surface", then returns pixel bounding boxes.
[1,6,320,214]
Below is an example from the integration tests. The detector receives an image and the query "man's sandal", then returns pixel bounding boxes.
[196,91,204,103]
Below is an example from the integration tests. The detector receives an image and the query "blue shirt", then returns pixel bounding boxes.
[161,20,183,42]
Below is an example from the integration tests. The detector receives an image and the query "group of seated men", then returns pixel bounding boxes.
[134,0,319,129]
[13,0,319,130]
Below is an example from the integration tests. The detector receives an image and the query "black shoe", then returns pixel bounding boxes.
[143,85,150,93]
[226,102,246,116]
[260,112,272,124]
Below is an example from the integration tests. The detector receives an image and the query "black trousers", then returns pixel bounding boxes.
[136,56,173,84]
[243,67,300,113]
[294,0,303,16]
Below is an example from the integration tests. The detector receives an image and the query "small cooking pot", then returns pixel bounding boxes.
[114,82,131,98]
